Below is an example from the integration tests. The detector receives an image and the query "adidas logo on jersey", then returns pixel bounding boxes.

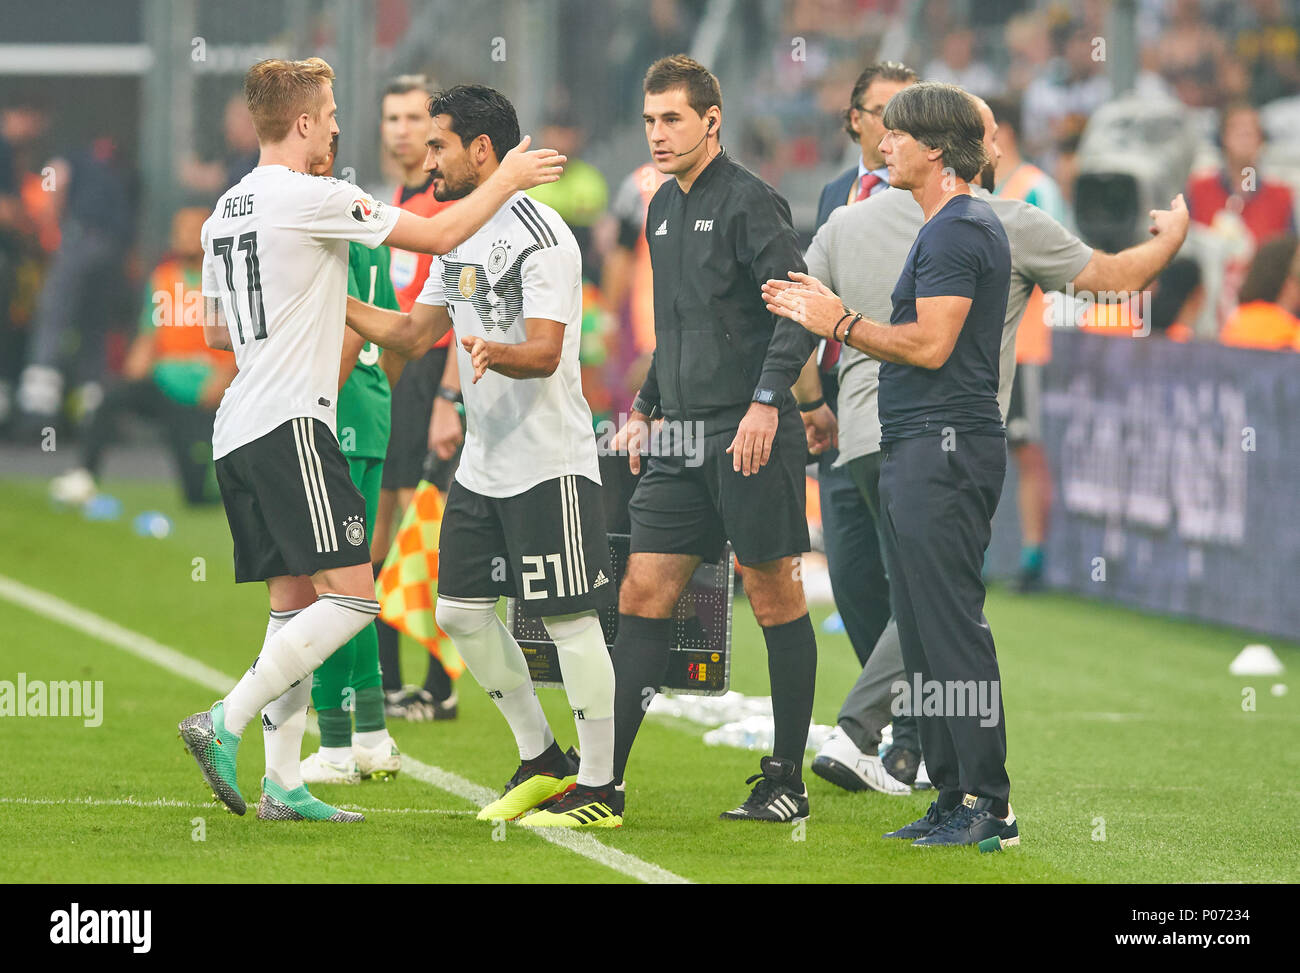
[654,219,668,236]
[592,570,610,587]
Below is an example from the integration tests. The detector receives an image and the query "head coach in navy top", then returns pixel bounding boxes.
[764,82,1020,849]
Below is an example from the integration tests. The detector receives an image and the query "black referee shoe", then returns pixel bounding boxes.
[719,756,809,822]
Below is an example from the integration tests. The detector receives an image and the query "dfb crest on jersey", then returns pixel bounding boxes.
[487,239,510,275]
[458,265,478,299]
[343,515,366,547]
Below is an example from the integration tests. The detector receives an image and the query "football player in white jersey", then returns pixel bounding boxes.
[345,85,622,828]
[178,58,565,822]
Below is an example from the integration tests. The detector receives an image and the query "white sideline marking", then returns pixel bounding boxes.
[0,573,690,885]
[0,796,475,816]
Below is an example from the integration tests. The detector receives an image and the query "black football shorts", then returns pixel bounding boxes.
[629,406,810,566]
[216,417,371,582]
[437,474,616,615]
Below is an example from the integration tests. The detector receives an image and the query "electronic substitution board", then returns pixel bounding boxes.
[507,533,734,695]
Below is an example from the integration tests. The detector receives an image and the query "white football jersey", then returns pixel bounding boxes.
[201,165,400,460]
[416,191,599,498]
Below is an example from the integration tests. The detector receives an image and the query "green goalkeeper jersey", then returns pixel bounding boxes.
[336,242,399,460]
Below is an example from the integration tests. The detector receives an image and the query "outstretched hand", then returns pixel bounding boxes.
[1149,193,1189,241]
[762,271,848,340]
[498,135,567,191]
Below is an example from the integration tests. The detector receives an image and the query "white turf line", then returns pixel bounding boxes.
[0,797,476,816]
[0,573,690,885]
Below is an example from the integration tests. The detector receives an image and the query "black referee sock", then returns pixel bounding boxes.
[611,614,674,786]
[374,563,402,693]
[763,613,817,783]
[423,652,453,702]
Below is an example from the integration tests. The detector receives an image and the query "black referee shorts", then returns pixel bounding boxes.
[383,343,447,491]
[215,417,371,583]
[629,406,809,566]
[438,474,616,615]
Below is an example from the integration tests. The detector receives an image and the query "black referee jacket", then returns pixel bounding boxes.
[633,151,816,421]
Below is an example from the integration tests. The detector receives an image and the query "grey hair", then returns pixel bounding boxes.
[881,81,987,183]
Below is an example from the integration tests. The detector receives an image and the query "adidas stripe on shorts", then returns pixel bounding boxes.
[437,474,615,614]
[215,417,371,582]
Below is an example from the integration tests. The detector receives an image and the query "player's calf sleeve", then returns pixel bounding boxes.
[353,685,387,735]
[219,607,299,735]
[543,611,615,786]
[763,613,817,778]
[262,678,312,790]
[435,596,553,760]
[611,614,673,785]
[223,595,380,735]
[311,630,356,740]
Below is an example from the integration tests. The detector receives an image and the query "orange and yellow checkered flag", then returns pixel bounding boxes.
[375,480,463,678]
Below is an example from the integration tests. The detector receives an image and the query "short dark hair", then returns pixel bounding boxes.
[1150,258,1202,333]
[644,54,722,119]
[427,84,520,163]
[844,61,918,140]
[1239,235,1298,304]
[1219,100,1261,141]
[984,95,1022,140]
[881,81,987,183]
[383,74,432,100]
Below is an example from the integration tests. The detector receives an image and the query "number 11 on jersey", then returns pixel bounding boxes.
[212,231,267,344]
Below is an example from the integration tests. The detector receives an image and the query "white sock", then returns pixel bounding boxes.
[318,745,352,764]
[354,729,389,749]
[262,678,311,790]
[435,596,553,760]
[223,594,379,735]
[225,606,298,734]
[543,611,615,787]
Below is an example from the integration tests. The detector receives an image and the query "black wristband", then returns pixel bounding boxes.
[797,397,825,413]
[631,393,661,419]
[842,313,863,345]
[436,386,462,404]
[832,311,853,342]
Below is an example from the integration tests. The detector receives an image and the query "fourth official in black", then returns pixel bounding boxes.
[609,55,821,822]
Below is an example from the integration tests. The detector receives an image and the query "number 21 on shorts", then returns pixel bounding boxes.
[520,553,567,600]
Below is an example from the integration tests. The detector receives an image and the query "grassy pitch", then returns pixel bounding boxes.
[0,476,1296,884]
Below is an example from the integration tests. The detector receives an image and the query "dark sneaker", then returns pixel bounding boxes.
[520,782,624,828]
[385,687,458,721]
[719,756,809,822]
[476,743,580,821]
[883,799,955,839]
[879,744,922,787]
[912,794,1019,848]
